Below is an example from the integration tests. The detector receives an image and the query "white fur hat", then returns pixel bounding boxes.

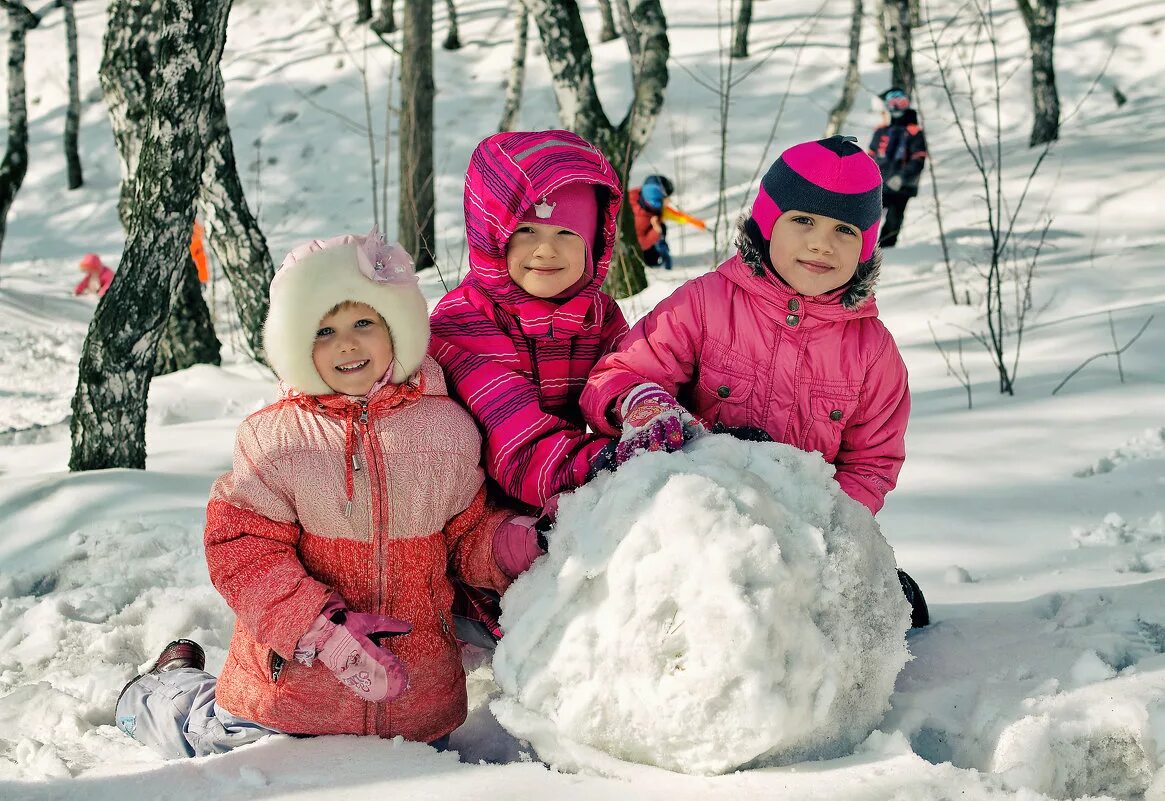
[264,230,429,395]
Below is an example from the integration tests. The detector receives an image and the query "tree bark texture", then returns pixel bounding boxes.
[889,0,915,96]
[525,0,669,298]
[62,0,83,189]
[597,0,618,41]
[99,0,220,373]
[371,0,396,34]
[1017,0,1060,146]
[154,258,222,375]
[399,0,436,269]
[825,0,863,136]
[731,0,753,59]
[356,0,372,23]
[876,0,890,62]
[198,70,274,363]
[0,3,39,264]
[70,0,231,470]
[499,3,529,132]
[613,0,639,61]
[442,0,461,50]
[70,0,232,472]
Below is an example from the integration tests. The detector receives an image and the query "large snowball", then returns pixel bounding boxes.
[491,435,911,776]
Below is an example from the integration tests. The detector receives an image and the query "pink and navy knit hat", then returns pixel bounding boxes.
[749,135,883,263]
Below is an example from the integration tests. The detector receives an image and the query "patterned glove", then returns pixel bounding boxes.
[886,175,904,192]
[615,383,704,465]
[295,595,410,703]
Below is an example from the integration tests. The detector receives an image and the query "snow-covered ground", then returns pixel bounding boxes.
[2,0,1164,798]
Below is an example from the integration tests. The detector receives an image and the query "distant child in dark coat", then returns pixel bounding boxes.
[868,89,928,248]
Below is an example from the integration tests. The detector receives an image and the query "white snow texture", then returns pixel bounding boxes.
[491,435,911,775]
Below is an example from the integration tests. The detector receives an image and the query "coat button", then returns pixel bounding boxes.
[788,298,800,311]
[829,409,843,421]
[786,314,800,326]
[717,385,731,399]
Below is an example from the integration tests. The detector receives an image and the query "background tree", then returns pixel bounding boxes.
[62,0,83,189]
[825,0,863,136]
[357,0,372,24]
[70,0,232,471]
[0,0,55,263]
[1016,0,1060,145]
[499,1,529,131]
[888,0,915,95]
[442,0,461,50]
[525,0,670,298]
[399,0,436,269]
[100,0,220,375]
[597,0,618,42]
[371,0,395,34]
[731,0,753,58]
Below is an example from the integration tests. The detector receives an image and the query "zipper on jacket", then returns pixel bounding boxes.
[363,408,389,737]
[269,652,285,684]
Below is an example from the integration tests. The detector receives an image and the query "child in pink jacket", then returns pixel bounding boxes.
[73,252,114,297]
[429,130,634,643]
[582,136,926,626]
[114,231,544,759]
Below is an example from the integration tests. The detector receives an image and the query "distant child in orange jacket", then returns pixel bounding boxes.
[630,174,674,270]
[73,253,114,297]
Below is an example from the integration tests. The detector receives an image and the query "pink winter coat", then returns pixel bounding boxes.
[430,130,628,508]
[581,236,910,515]
[73,266,114,297]
[205,358,526,743]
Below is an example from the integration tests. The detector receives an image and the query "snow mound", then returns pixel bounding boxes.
[491,435,911,776]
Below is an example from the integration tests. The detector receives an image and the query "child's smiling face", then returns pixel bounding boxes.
[311,302,394,396]
[506,222,588,299]
[768,210,862,297]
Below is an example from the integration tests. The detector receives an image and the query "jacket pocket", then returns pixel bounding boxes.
[802,385,861,462]
[695,341,755,408]
[269,651,287,684]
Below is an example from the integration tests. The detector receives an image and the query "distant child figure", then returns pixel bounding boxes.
[430,130,632,643]
[868,88,928,248]
[582,136,927,627]
[73,253,114,297]
[114,231,544,759]
[630,174,675,270]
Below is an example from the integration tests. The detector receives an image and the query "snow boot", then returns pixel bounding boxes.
[897,569,929,628]
[117,639,206,707]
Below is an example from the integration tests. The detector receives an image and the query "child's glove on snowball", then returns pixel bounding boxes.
[295,594,410,703]
[616,382,705,464]
[885,175,903,191]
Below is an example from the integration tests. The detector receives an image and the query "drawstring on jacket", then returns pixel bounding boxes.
[287,374,427,517]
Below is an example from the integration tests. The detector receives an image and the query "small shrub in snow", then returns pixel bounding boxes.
[491,435,911,775]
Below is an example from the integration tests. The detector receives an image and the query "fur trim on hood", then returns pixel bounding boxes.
[734,214,882,310]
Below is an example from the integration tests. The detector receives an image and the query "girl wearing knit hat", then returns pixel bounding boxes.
[582,135,923,624]
[114,230,545,759]
[584,136,908,515]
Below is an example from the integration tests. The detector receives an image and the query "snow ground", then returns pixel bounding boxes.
[2,0,1165,798]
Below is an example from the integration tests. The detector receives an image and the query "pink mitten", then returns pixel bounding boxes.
[616,383,704,464]
[296,596,411,703]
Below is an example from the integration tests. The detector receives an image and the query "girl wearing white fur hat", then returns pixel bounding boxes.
[114,230,544,758]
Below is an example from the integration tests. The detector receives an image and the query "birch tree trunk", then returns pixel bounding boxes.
[154,259,221,375]
[889,0,915,96]
[70,0,232,471]
[731,0,753,59]
[399,0,436,269]
[198,69,274,362]
[442,0,461,49]
[357,0,372,23]
[62,0,83,189]
[597,0,618,42]
[0,4,37,264]
[613,0,639,61]
[499,3,529,132]
[525,0,669,298]
[371,0,395,34]
[876,0,890,62]
[1017,0,1060,146]
[100,0,220,374]
[825,0,863,136]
